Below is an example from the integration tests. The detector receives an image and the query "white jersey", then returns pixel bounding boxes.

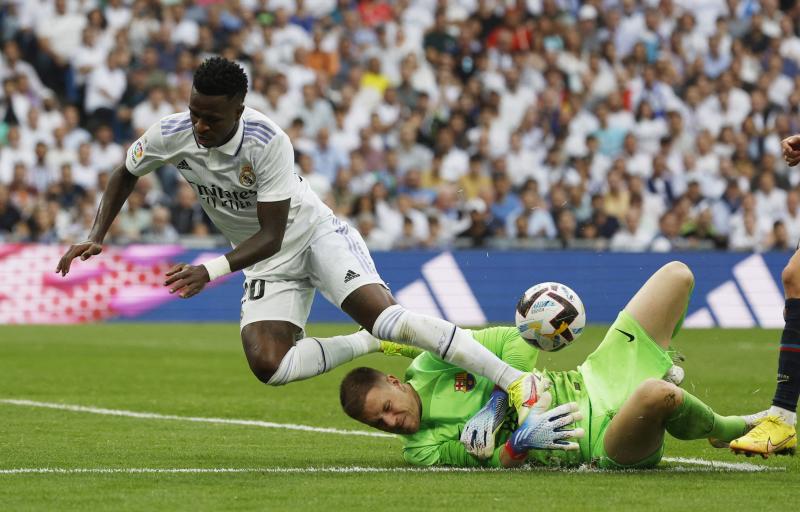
[125,107,333,276]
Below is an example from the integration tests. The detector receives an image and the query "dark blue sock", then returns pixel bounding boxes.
[772,298,800,412]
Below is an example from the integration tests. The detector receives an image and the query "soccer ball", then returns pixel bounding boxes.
[515,282,586,352]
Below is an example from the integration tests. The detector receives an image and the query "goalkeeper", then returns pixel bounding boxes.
[339,261,756,468]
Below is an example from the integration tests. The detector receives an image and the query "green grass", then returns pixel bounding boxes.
[0,324,797,511]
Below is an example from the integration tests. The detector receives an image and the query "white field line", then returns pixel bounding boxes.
[0,399,785,475]
[0,460,783,475]
[0,399,393,438]
[662,457,778,472]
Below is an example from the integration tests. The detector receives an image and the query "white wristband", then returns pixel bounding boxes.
[202,255,231,281]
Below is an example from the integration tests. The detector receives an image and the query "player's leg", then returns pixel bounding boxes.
[729,250,800,455]
[310,219,535,413]
[623,260,695,350]
[240,277,380,385]
[601,379,748,467]
[771,250,800,423]
[341,284,523,388]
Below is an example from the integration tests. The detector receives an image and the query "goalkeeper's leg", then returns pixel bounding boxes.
[603,379,748,466]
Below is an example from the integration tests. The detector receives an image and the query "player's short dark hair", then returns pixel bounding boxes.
[339,367,385,421]
[193,57,248,100]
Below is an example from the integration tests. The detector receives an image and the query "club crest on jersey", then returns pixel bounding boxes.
[239,165,256,187]
[454,372,475,392]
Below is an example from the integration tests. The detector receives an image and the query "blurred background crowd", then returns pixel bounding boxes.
[1,0,800,252]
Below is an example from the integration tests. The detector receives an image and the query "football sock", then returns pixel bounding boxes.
[771,298,800,417]
[767,406,797,426]
[372,305,524,390]
[665,390,747,442]
[266,330,380,385]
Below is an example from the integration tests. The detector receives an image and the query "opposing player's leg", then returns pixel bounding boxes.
[341,284,543,420]
[600,379,749,468]
[311,219,541,420]
[240,277,381,385]
[729,250,800,456]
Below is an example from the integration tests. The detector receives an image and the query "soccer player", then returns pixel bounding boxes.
[340,262,758,468]
[54,57,545,423]
[725,131,800,457]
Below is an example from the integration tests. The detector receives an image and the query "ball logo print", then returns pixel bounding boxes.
[515,282,586,352]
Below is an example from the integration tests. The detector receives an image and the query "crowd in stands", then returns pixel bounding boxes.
[1,0,800,252]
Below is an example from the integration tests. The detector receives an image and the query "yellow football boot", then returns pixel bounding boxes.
[729,416,797,458]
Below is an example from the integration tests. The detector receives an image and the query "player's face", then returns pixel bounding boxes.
[360,375,422,435]
[188,88,244,148]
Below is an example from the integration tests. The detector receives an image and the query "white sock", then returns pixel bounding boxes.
[372,305,524,390]
[267,330,380,385]
[768,405,797,426]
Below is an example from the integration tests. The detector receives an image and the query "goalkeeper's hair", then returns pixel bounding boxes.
[192,56,248,100]
[339,367,385,421]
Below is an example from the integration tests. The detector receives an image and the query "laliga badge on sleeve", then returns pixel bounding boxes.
[130,138,146,166]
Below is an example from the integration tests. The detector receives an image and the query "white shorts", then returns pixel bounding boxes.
[239,217,385,330]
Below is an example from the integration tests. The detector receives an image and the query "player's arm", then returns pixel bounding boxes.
[57,121,168,276]
[56,163,139,276]
[164,199,290,298]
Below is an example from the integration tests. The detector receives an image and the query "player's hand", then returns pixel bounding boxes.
[55,240,103,276]
[781,134,800,166]
[461,388,509,459]
[507,399,585,453]
[164,263,210,299]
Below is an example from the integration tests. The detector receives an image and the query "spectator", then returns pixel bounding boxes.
[132,87,173,136]
[458,155,491,200]
[0,184,21,235]
[356,212,392,251]
[84,49,128,127]
[0,125,35,184]
[610,207,652,252]
[142,205,179,244]
[508,188,556,239]
[297,151,331,200]
[456,198,493,248]
[117,189,151,241]
[309,127,349,183]
[766,220,792,251]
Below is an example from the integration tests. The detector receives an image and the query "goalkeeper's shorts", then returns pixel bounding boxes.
[578,310,675,469]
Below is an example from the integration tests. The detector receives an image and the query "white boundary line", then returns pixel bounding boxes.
[0,460,782,475]
[0,399,785,474]
[0,399,393,438]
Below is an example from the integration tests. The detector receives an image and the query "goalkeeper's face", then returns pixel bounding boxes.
[360,375,422,435]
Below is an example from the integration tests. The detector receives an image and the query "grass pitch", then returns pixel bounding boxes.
[0,323,797,511]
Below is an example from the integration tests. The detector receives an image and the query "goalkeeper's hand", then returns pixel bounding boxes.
[505,395,584,458]
[460,388,509,459]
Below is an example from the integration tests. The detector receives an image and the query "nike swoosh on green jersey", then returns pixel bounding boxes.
[614,328,635,342]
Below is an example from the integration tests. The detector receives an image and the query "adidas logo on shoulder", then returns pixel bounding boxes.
[177,160,192,170]
[344,270,360,283]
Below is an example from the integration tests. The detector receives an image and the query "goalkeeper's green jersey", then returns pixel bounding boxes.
[402,326,585,468]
